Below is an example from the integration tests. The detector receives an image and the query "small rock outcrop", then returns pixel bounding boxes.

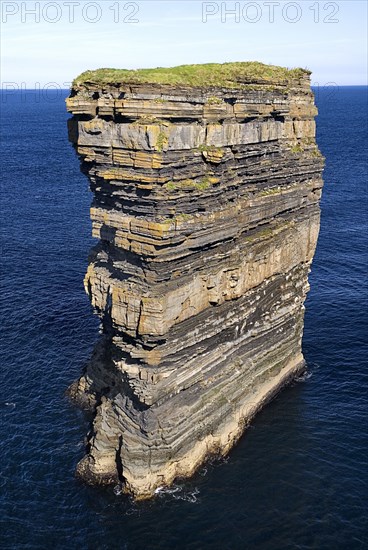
[66,63,324,499]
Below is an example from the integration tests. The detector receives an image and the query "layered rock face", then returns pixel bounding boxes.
[67,64,324,499]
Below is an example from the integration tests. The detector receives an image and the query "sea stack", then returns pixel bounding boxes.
[66,62,324,499]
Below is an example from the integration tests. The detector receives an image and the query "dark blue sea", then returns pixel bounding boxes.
[1,86,367,549]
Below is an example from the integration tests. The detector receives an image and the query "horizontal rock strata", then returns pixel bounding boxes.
[67,63,324,499]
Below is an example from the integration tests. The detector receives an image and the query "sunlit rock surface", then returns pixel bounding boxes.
[66,63,324,499]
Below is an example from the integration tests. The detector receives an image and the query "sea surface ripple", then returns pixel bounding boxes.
[0,87,367,549]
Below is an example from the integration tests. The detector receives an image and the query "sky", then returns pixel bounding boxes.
[1,0,367,88]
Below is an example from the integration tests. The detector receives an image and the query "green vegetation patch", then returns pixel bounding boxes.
[290,138,323,158]
[258,186,282,197]
[72,62,310,89]
[163,175,219,192]
[156,132,168,152]
[291,143,304,154]
[198,144,224,153]
[133,115,160,125]
[206,96,224,105]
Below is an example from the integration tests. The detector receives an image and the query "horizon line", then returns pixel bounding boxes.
[1,84,367,91]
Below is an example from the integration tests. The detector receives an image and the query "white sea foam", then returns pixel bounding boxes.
[295,371,313,383]
[113,484,123,496]
[155,484,200,503]
[173,487,200,503]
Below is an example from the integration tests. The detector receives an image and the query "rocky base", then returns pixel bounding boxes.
[76,455,120,486]
[75,357,305,498]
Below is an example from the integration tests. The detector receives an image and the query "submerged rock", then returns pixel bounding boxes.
[66,62,324,499]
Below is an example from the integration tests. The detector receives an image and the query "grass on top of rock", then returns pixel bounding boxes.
[72,62,310,89]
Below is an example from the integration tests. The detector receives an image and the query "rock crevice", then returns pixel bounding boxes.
[67,63,324,499]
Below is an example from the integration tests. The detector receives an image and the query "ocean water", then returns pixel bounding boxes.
[0,86,367,549]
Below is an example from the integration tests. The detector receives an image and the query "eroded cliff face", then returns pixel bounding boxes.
[66,64,324,499]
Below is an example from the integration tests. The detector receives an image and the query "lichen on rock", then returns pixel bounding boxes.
[66,62,324,499]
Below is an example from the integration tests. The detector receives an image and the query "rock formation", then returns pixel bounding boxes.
[66,63,324,499]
